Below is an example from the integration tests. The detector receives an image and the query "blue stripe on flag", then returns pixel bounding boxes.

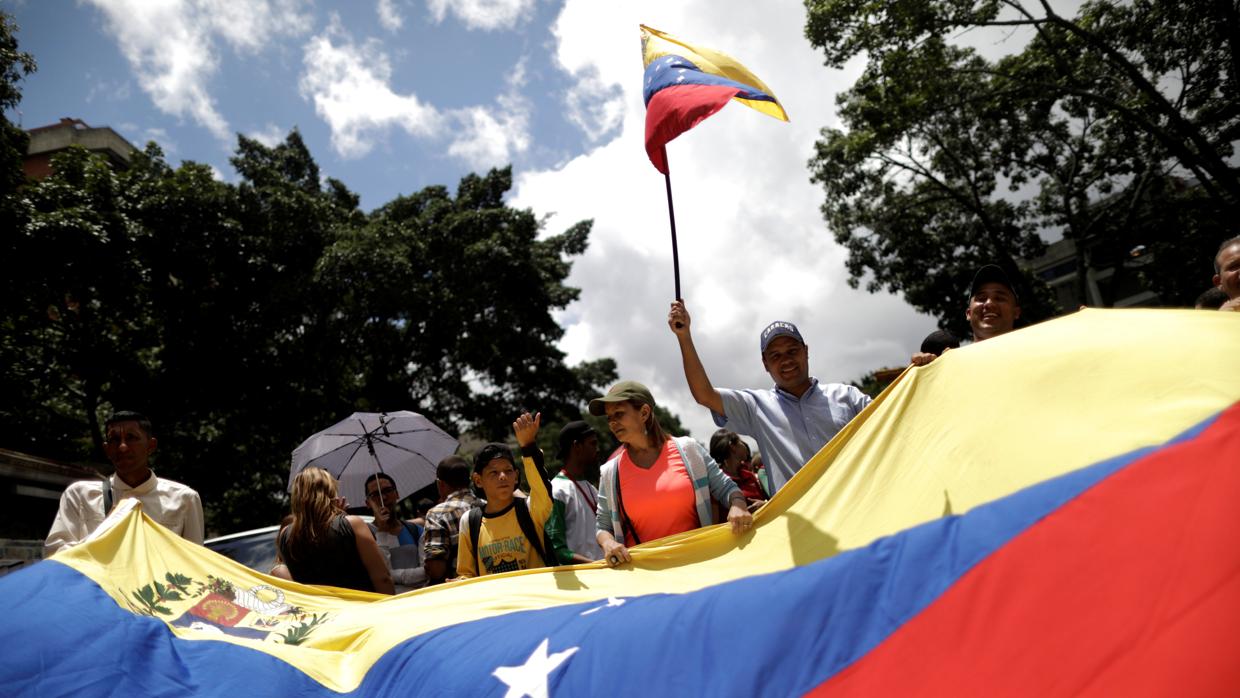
[642,54,774,106]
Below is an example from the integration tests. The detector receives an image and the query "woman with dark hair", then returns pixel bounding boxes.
[277,467,395,594]
[591,381,751,567]
[709,428,767,508]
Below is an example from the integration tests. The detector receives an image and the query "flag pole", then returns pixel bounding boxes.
[663,156,682,302]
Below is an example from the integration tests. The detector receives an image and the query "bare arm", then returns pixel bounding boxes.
[348,515,395,595]
[668,300,725,415]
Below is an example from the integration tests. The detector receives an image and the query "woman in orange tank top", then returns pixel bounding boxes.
[590,381,752,567]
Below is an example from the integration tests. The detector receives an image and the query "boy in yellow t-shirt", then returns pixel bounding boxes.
[455,412,553,579]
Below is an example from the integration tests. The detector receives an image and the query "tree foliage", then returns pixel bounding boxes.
[805,0,1240,333]
[0,12,35,202]
[1,115,620,532]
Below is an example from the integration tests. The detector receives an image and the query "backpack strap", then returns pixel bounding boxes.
[467,501,556,573]
[467,506,483,575]
[398,519,420,546]
[612,467,640,546]
[513,498,556,567]
[101,479,113,519]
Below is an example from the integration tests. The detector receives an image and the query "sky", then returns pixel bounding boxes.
[4,0,961,444]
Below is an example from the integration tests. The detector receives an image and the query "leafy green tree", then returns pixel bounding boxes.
[805,0,1240,328]
[0,11,35,203]
[1,146,156,458]
[316,166,616,440]
[0,121,626,533]
[810,39,1058,336]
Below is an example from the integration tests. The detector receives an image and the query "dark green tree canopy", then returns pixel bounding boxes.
[1,124,619,532]
[805,0,1240,332]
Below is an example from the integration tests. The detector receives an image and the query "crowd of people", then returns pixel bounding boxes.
[43,241,1240,593]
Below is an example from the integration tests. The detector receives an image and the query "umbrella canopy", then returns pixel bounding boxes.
[289,411,459,509]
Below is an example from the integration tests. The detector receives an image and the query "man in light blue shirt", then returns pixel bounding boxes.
[668,301,871,494]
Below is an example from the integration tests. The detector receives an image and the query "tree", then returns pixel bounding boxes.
[810,39,1058,336]
[1,146,156,459]
[0,11,35,203]
[805,0,1240,329]
[0,123,626,533]
[315,165,617,441]
[0,18,635,533]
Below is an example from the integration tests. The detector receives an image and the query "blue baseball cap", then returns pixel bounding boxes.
[760,321,804,354]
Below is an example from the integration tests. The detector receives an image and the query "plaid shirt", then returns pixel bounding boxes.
[421,488,482,565]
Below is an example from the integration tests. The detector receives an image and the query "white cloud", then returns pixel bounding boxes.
[561,68,625,143]
[84,75,132,104]
[141,126,175,153]
[513,3,938,442]
[300,26,531,167]
[446,58,532,169]
[248,123,287,147]
[376,0,404,32]
[300,23,444,158]
[426,0,535,31]
[85,0,313,142]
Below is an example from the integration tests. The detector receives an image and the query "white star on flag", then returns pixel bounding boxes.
[580,597,626,616]
[492,638,579,698]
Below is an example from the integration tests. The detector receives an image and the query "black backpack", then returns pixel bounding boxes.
[466,497,560,575]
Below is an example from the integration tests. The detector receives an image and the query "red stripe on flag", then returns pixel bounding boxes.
[644,84,740,174]
[809,403,1240,696]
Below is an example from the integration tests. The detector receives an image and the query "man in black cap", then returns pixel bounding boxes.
[550,421,603,561]
[668,300,872,495]
[966,264,1022,341]
[911,265,1022,366]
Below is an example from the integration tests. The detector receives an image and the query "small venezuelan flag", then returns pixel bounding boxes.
[640,24,788,174]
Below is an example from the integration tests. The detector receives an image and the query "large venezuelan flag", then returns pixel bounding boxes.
[3,309,1238,697]
[641,24,788,174]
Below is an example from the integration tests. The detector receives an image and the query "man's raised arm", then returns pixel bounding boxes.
[668,300,725,416]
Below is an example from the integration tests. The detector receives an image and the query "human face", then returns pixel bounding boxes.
[365,478,399,518]
[604,401,650,448]
[574,434,600,467]
[966,282,1021,340]
[103,420,156,480]
[1215,243,1240,300]
[762,336,811,394]
[473,458,518,502]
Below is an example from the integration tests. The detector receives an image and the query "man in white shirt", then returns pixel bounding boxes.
[364,472,427,589]
[550,421,603,561]
[45,411,204,556]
